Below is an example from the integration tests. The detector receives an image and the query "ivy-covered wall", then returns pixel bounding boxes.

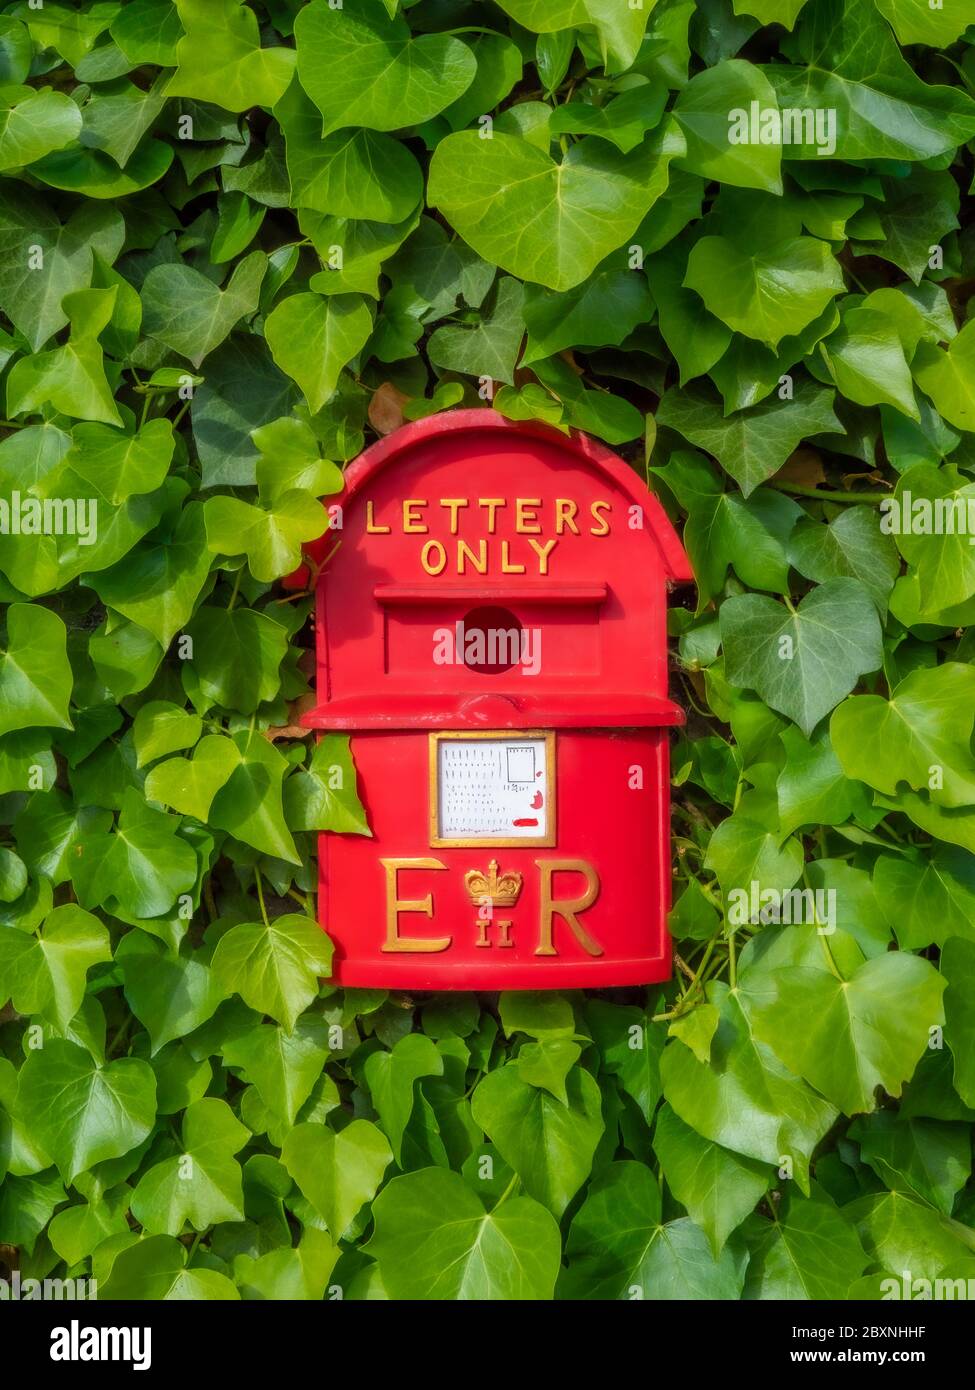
[1,0,975,1301]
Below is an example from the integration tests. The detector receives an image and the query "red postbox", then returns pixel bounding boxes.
[299,410,692,989]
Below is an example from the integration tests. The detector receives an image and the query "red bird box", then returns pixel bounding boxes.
[299,410,692,989]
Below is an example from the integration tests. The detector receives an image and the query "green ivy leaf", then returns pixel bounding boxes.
[560,1162,748,1299]
[647,238,732,385]
[281,1119,393,1238]
[366,1167,561,1300]
[831,663,975,808]
[133,701,203,769]
[0,16,32,84]
[720,580,883,735]
[661,985,837,1192]
[48,1182,131,1267]
[942,938,975,1110]
[874,848,975,951]
[653,1104,771,1258]
[184,607,288,715]
[685,235,844,349]
[522,266,651,368]
[16,1039,157,1182]
[471,1062,604,1217]
[110,0,182,66]
[99,1233,240,1300]
[283,735,371,836]
[73,786,198,919]
[705,811,804,897]
[787,506,899,614]
[252,417,343,501]
[0,604,73,738]
[586,998,666,1117]
[820,297,920,420]
[209,730,301,864]
[0,86,82,171]
[364,1033,444,1164]
[7,287,122,426]
[0,904,111,1030]
[168,0,296,112]
[141,250,267,368]
[120,936,223,1056]
[0,190,123,350]
[277,75,423,223]
[850,1190,975,1284]
[222,1014,331,1128]
[656,377,842,497]
[427,277,526,386]
[234,1227,339,1300]
[264,292,372,414]
[429,121,682,292]
[874,0,973,44]
[743,1185,867,1298]
[744,934,945,1114]
[850,1110,971,1215]
[761,0,975,161]
[31,139,175,200]
[211,912,332,1031]
[131,1098,249,1235]
[294,0,476,137]
[204,490,328,583]
[144,735,241,823]
[64,418,175,506]
[654,450,801,610]
[674,60,782,194]
[913,320,975,433]
[499,990,575,1040]
[85,499,212,650]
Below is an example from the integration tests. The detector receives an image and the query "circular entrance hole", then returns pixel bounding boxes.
[461,606,523,675]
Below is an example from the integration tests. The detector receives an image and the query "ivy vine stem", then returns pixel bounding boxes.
[767,481,887,504]
[254,867,270,928]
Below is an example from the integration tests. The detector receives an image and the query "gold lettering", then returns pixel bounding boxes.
[421,540,447,574]
[516,498,542,534]
[478,498,506,533]
[381,858,451,953]
[403,499,428,533]
[475,918,514,948]
[528,538,557,575]
[441,498,469,534]
[535,860,603,957]
[590,500,611,536]
[500,540,525,574]
[457,538,488,574]
[555,499,580,535]
[365,500,390,534]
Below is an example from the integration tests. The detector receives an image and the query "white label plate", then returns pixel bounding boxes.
[435,736,552,843]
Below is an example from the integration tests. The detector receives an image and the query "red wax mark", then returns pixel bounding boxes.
[530,791,543,809]
[512,818,539,827]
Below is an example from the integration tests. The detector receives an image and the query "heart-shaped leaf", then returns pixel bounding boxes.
[720,579,884,735]
[294,0,476,137]
[430,120,682,291]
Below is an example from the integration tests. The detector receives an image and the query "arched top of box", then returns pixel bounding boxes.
[298,410,692,730]
[332,410,692,582]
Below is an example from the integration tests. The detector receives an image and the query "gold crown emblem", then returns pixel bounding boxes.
[464,859,523,908]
